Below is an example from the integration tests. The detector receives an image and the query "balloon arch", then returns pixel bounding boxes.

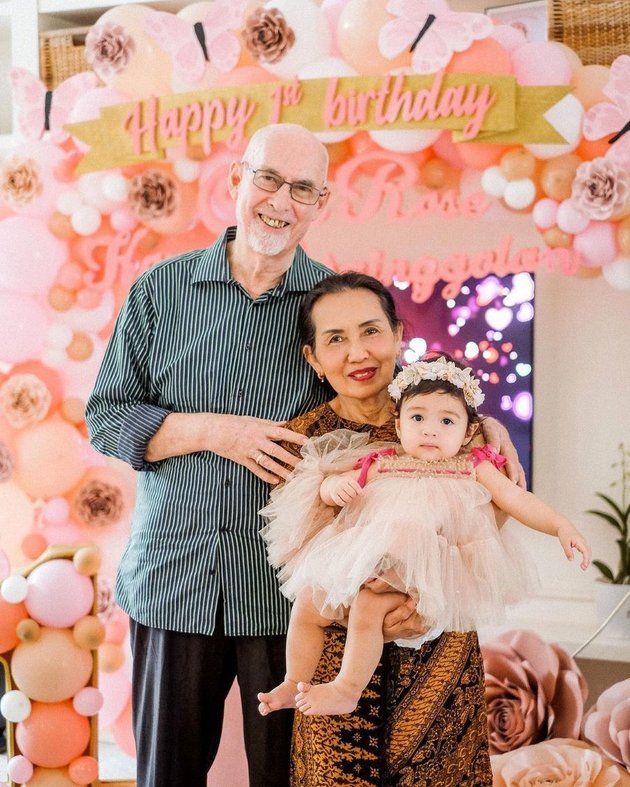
[0,0,629,782]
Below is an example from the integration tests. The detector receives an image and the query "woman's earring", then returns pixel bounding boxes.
[317,371,325,383]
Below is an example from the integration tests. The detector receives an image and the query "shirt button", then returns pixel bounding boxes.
[224,478,232,488]
[237,389,244,398]
[244,342,251,350]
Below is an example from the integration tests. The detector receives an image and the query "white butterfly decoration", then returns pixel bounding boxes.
[583,54,630,170]
[144,2,248,85]
[379,0,493,74]
[9,68,99,143]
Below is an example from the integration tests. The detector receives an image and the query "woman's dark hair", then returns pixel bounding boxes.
[395,351,481,425]
[298,272,402,348]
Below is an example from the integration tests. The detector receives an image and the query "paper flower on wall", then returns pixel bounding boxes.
[243,7,296,65]
[491,738,629,787]
[481,629,588,754]
[582,679,630,771]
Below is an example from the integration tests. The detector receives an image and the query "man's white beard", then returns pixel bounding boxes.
[247,223,290,257]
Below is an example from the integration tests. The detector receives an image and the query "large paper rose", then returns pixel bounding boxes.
[243,8,296,65]
[571,157,630,221]
[482,629,588,754]
[492,738,630,787]
[582,679,630,770]
[85,21,136,77]
[0,155,42,207]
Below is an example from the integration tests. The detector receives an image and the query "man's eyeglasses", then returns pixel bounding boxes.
[242,163,327,205]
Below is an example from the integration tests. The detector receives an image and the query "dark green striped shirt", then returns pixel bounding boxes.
[86,227,331,635]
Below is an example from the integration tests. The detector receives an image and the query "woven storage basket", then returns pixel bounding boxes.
[39,26,92,89]
[548,0,630,66]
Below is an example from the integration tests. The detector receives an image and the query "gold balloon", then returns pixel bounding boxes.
[500,148,536,180]
[73,544,102,576]
[66,332,94,362]
[540,154,582,201]
[61,396,86,425]
[48,285,76,312]
[73,615,106,650]
[16,618,42,642]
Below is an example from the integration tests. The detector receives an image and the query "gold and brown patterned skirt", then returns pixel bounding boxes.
[291,627,492,787]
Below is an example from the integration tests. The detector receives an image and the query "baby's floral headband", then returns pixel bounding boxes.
[388,357,485,409]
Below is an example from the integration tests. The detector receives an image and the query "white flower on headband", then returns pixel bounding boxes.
[388,358,485,409]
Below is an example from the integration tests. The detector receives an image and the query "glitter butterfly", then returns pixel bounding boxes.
[144,2,247,85]
[583,54,630,170]
[9,68,99,143]
[379,0,493,74]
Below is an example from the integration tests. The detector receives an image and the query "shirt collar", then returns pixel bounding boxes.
[191,226,327,296]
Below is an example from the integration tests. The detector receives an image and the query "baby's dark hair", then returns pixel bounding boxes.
[394,351,482,425]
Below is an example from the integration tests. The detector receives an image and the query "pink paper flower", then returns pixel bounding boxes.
[86,21,135,77]
[243,7,295,65]
[582,679,630,770]
[129,170,176,219]
[73,477,124,527]
[492,738,627,787]
[0,373,51,429]
[0,155,42,207]
[571,157,630,221]
[482,629,588,754]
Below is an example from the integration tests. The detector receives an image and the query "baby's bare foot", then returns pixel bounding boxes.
[257,679,299,716]
[295,680,360,716]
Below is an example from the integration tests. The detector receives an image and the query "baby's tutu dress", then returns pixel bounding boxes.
[260,430,537,638]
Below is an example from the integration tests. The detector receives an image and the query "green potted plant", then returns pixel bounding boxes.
[588,442,630,637]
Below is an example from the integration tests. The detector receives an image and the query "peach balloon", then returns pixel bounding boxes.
[0,596,28,652]
[457,142,509,170]
[337,0,410,74]
[48,286,76,312]
[13,420,86,498]
[68,756,99,785]
[16,701,91,768]
[28,768,75,787]
[21,532,48,560]
[88,5,172,99]
[61,397,86,425]
[540,154,581,201]
[511,42,572,86]
[447,37,512,75]
[573,64,610,109]
[576,134,614,160]
[48,212,76,240]
[12,628,93,702]
[99,642,125,673]
[113,696,136,758]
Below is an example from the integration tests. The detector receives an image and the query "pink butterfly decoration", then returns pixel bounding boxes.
[144,2,247,85]
[379,0,492,74]
[9,68,99,144]
[583,54,630,170]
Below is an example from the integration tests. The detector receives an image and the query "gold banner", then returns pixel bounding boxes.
[66,73,572,174]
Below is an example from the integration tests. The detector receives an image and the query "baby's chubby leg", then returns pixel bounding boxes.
[257,587,334,716]
[296,588,407,716]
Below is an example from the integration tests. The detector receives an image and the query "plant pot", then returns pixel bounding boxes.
[595,581,630,639]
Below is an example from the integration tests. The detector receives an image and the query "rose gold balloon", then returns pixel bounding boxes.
[16,618,42,642]
[99,642,125,673]
[73,615,106,650]
[48,212,76,240]
[73,545,102,576]
[540,154,582,201]
[48,286,76,312]
[61,396,86,425]
[543,226,573,248]
[66,332,94,362]
[500,148,536,180]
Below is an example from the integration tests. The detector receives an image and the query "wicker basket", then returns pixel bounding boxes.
[548,0,630,66]
[39,27,92,89]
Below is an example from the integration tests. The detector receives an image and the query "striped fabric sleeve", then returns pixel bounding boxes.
[119,404,171,471]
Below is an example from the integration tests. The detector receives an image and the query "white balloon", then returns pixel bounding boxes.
[56,189,84,216]
[369,127,440,153]
[481,166,508,198]
[41,346,67,369]
[71,204,102,236]
[1,574,28,603]
[58,290,116,333]
[525,94,583,160]
[46,322,74,350]
[602,255,630,291]
[298,56,358,143]
[101,172,129,202]
[503,178,536,209]
[173,158,202,183]
[260,0,331,78]
[0,690,32,723]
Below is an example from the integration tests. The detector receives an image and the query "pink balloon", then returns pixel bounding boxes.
[98,666,131,729]
[14,420,87,498]
[556,200,590,235]
[0,216,68,294]
[0,291,48,363]
[73,686,104,716]
[112,696,136,758]
[68,756,99,785]
[512,42,572,86]
[7,754,34,783]
[573,221,618,267]
[25,559,94,628]
[432,131,465,169]
[532,198,558,230]
[197,151,237,234]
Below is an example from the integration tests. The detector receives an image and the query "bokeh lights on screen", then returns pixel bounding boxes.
[389,272,535,486]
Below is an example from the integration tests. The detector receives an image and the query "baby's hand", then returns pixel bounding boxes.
[557,523,591,570]
[325,476,363,507]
